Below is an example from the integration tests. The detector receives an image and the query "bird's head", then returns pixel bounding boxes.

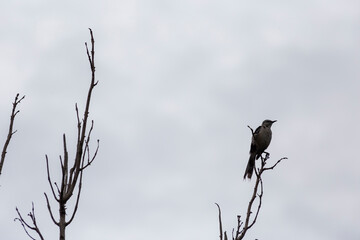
[262,119,277,128]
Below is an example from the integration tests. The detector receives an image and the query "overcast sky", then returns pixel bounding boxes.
[1,0,359,240]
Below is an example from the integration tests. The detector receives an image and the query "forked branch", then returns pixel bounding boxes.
[15,203,44,240]
[216,154,287,240]
[16,29,99,240]
[0,93,25,176]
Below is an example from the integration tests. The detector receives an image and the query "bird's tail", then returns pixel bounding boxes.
[243,153,256,179]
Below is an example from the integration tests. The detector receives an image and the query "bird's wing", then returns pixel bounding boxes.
[253,126,262,137]
[249,126,261,154]
[249,141,257,154]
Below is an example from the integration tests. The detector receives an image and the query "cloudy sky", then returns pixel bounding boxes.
[1,0,359,239]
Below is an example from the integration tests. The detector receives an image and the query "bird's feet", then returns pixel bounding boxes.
[263,151,270,160]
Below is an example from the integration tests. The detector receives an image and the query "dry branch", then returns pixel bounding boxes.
[215,203,223,240]
[15,203,44,240]
[216,153,287,240]
[16,28,99,240]
[0,93,25,176]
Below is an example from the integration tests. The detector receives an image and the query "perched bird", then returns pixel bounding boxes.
[244,120,276,179]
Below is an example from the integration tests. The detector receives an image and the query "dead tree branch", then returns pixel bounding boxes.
[16,28,99,240]
[0,93,25,176]
[14,203,44,240]
[216,153,287,240]
[247,125,254,137]
[215,203,224,240]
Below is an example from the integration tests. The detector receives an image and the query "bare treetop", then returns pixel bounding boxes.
[15,28,99,240]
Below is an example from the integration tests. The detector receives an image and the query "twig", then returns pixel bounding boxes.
[247,125,255,137]
[0,93,25,176]
[15,203,44,240]
[263,157,287,171]
[234,215,243,239]
[44,192,59,226]
[66,168,84,226]
[46,155,59,202]
[216,153,286,240]
[237,167,262,239]
[215,203,223,240]
[238,154,285,239]
[247,175,263,229]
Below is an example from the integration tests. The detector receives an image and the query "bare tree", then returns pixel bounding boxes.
[0,93,25,177]
[15,28,99,240]
[216,126,287,240]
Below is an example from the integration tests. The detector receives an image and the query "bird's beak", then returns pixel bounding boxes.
[272,120,277,123]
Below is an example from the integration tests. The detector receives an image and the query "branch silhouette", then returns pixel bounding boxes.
[15,203,44,240]
[15,28,99,240]
[216,153,287,240]
[0,93,25,177]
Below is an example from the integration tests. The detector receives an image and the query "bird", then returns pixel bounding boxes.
[244,120,277,179]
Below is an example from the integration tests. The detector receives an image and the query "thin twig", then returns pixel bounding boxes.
[247,176,263,229]
[247,125,254,137]
[81,139,99,171]
[215,203,223,240]
[263,157,287,171]
[44,193,59,226]
[46,155,59,202]
[14,203,45,240]
[66,168,83,226]
[15,208,36,240]
[61,134,69,195]
[0,93,25,176]
[234,215,243,239]
[17,29,99,240]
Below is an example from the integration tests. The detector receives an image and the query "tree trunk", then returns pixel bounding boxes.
[59,202,66,240]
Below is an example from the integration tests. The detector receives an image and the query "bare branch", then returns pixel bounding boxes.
[15,208,36,240]
[247,176,263,229]
[85,44,92,69]
[46,155,59,202]
[44,193,59,226]
[234,215,243,239]
[247,125,255,137]
[217,154,287,240]
[54,182,61,195]
[215,203,223,240]
[81,139,99,171]
[75,103,81,142]
[0,93,25,176]
[66,169,83,226]
[239,155,286,239]
[61,134,69,195]
[59,156,64,171]
[15,203,45,240]
[80,120,94,169]
[17,29,100,240]
[238,172,261,238]
[67,28,98,199]
[263,157,287,171]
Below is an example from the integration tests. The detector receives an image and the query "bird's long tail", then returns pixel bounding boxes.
[243,153,256,179]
